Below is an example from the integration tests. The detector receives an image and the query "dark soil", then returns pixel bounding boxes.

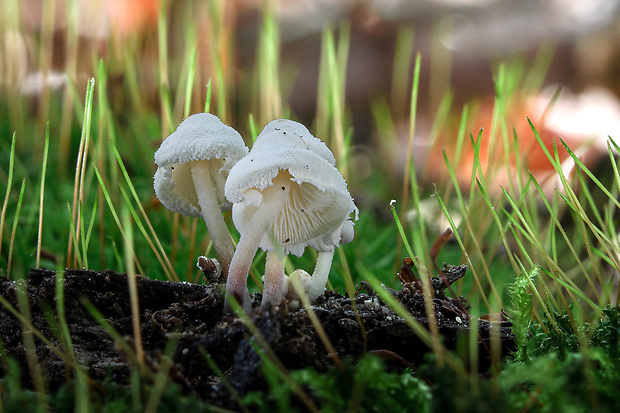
[0,263,514,409]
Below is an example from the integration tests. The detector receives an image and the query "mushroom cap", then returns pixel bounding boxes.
[153,113,249,216]
[154,113,248,167]
[256,119,336,166]
[226,123,344,203]
[226,123,358,256]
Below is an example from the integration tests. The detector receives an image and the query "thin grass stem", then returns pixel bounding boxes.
[6,179,26,278]
[58,0,79,179]
[434,186,492,311]
[390,26,415,119]
[257,2,282,124]
[207,0,229,120]
[157,0,172,136]
[122,204,145,365]
[54,269,91,411]
[35,124,50,268]
[0,134,16,260]
[441,147,495,310]
[390,201,443,355]
[204,79,213,113]
[400,53,422,220]
[183,40,198,119]
[15,286,48,406]
[67,78,95,268]
[94,167,146,275]
[112,142,178,281]
[67,202,84,269]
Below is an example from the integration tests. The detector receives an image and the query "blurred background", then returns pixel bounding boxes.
[3,0,620,195]
[2,0,620,297]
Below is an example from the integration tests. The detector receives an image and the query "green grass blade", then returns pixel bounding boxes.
[94,167,145,276]
[35,125,50,268]
[111,142,178,281]
[7,179,26,279]
[54,268,91,412]
[475,177,520,276]
[118,185,175,282]
[390,200,415,259]
[543,269,602,318]
[122,203,144,365]
[204,79,212,113]
[390,26,415,119]
[6,178,26,278]
[66,202,84,269]
[401,55,426,260]
[180,26,199,119]
[1,134,16,261]
[157,0,173,134]
[433,185,493,312]
[207,0,229,120]
[81,194,99,270]
[67,77,95,268]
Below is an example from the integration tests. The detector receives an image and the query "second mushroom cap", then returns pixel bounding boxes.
[225,121,357,257]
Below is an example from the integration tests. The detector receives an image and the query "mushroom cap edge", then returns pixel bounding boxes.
[154,112,248,168]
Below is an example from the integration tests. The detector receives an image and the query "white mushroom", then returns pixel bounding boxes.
[260,120,357,304]
[254,119,343,306]
[224,119,358,312]
[154,113,249,277]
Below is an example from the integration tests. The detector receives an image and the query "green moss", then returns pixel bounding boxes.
[244,355,431,413]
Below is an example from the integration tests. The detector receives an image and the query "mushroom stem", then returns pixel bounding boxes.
[306,250,335,302]
[262,250,287,307]
[191,162,234,277]
[226,172,291,312]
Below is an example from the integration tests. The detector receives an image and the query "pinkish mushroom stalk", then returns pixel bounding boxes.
[262,250,287,306]
[225,171,291,312]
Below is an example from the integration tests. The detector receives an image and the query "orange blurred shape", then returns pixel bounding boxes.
[105,0,160,36]
[435,88,620,194]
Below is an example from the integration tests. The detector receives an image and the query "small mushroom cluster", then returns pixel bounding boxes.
[154,114,358,313]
